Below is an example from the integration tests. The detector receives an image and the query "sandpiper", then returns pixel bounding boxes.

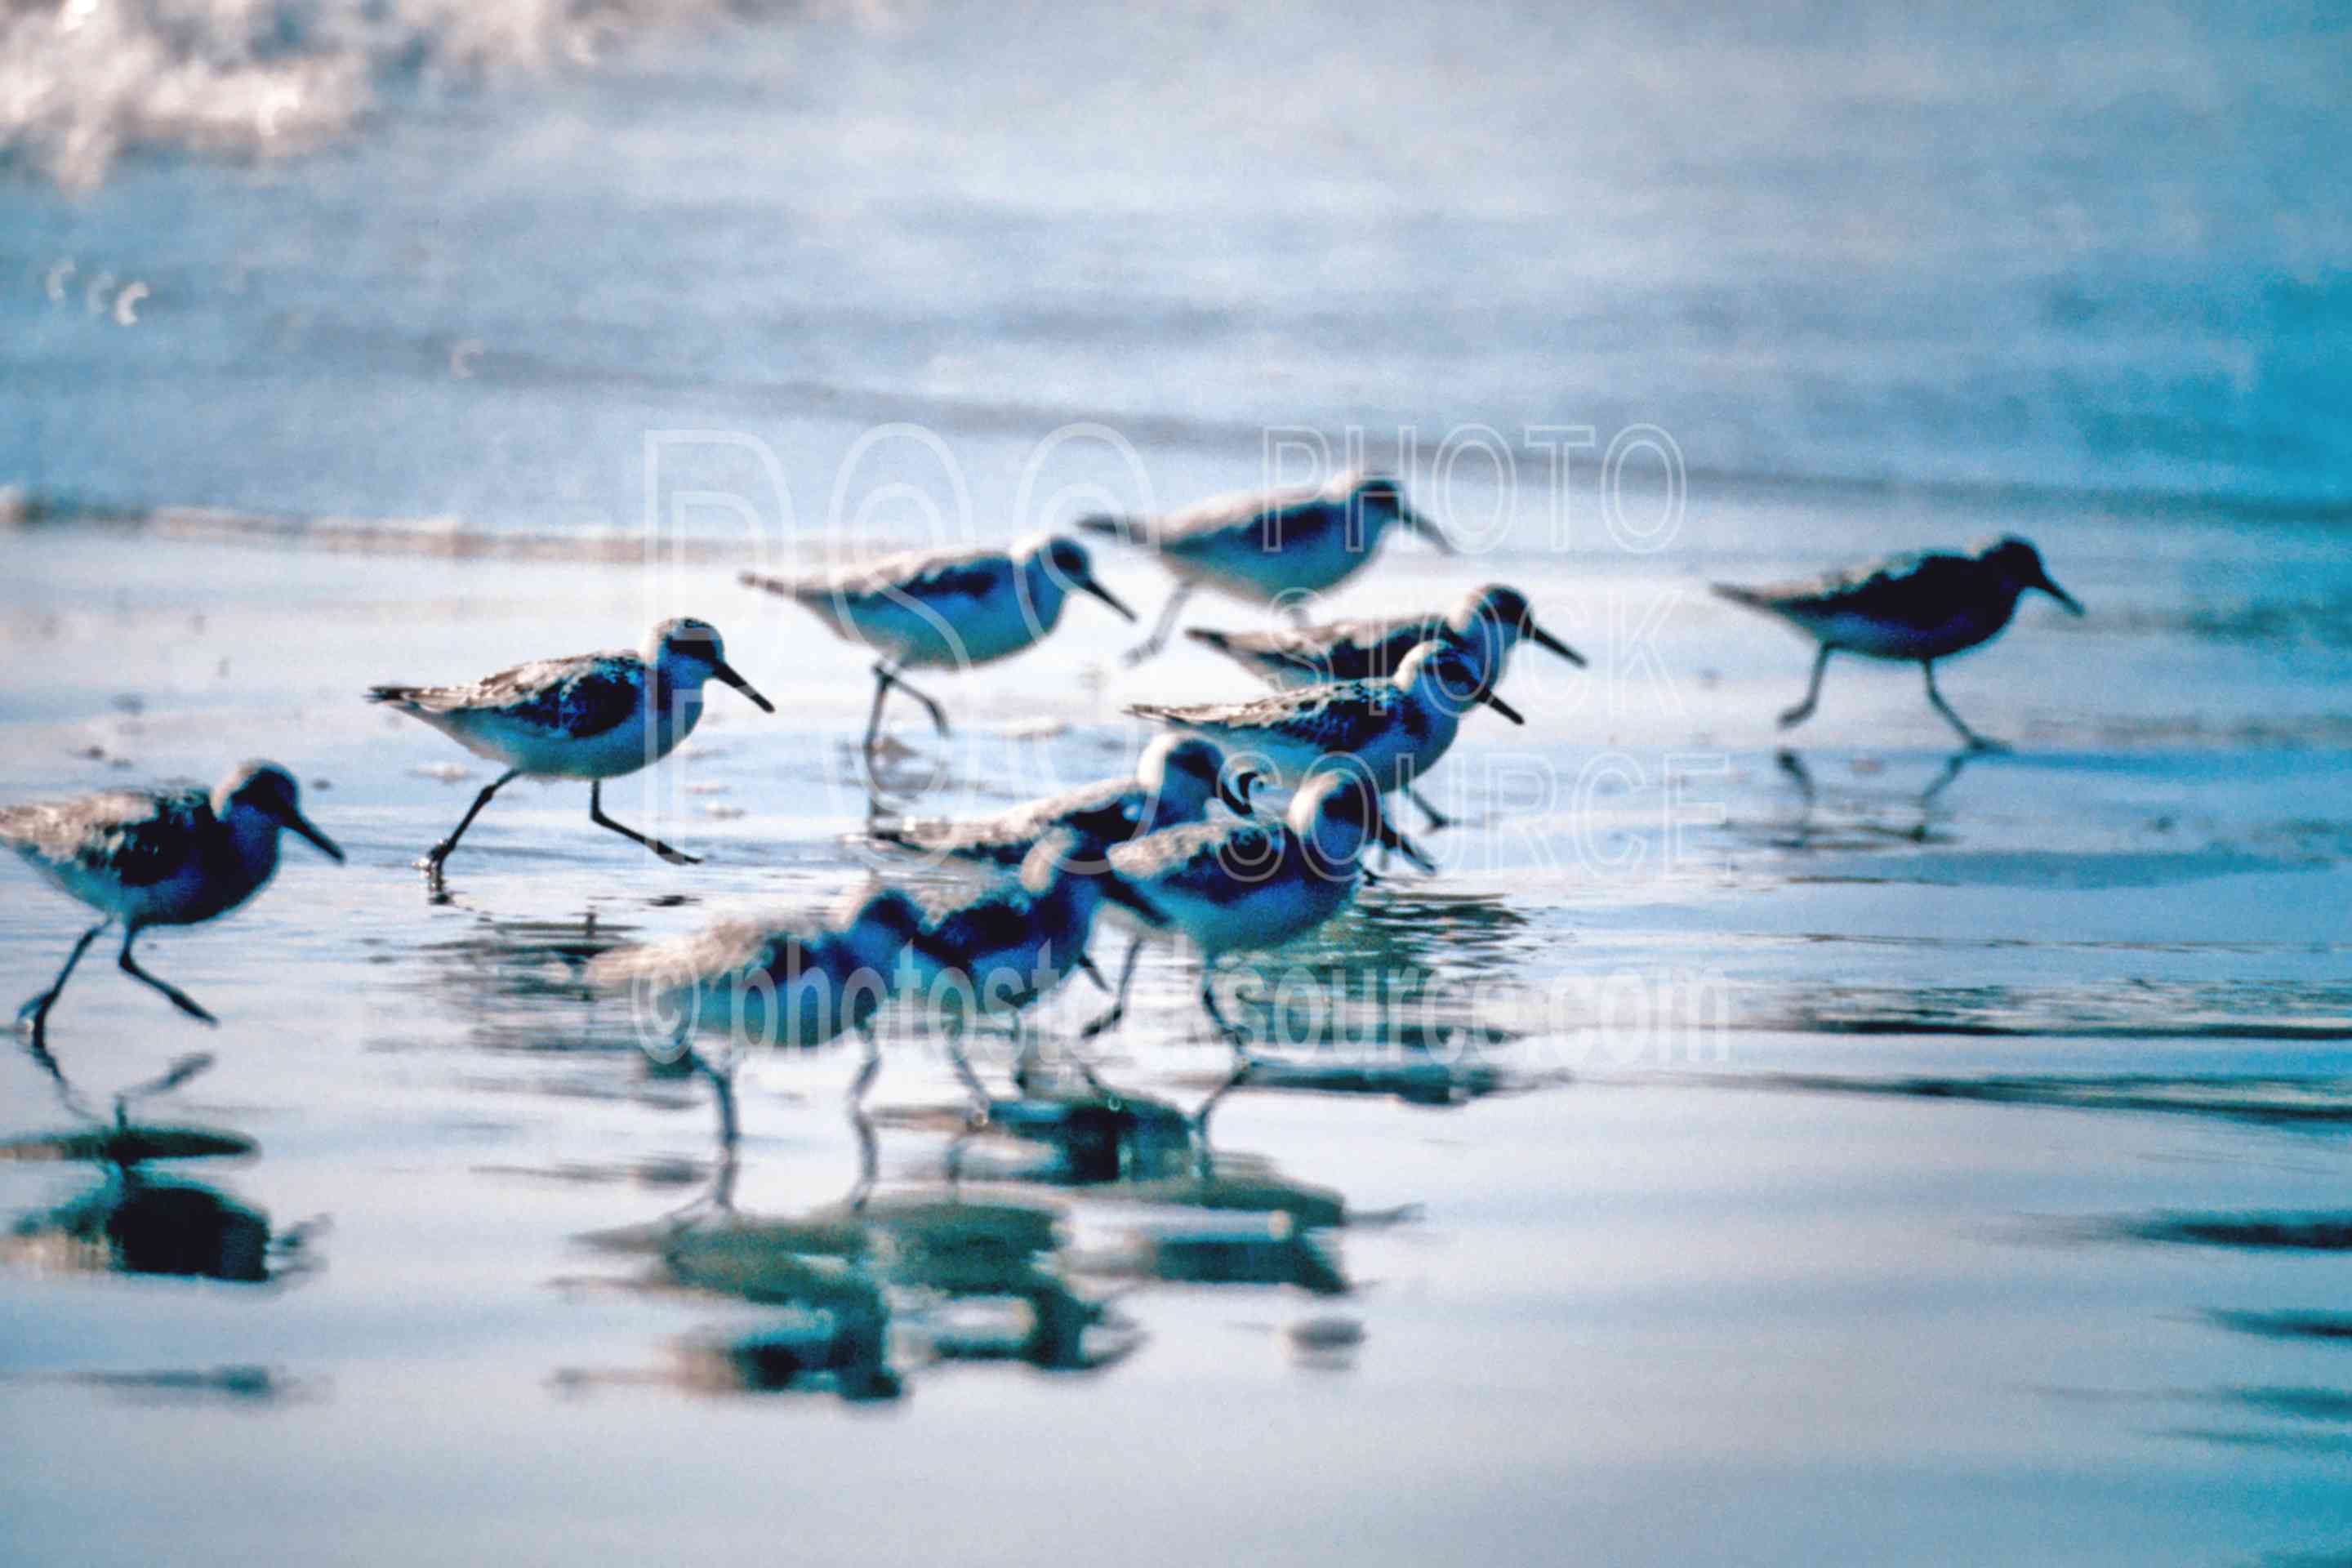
[742,533,1134,752]
[1713,536,2083,751]
[367,617,773,874]
[1080,470,1455,664]
[1127,639,1523,828]
[594,885,924,1059]
[1100,773,1428,1053]
[871,735,1254,867]
[904,831,1159,1109]
[3,760,343,1042]
[872,734,1258,1044]
[590,885,925,1125]
[1187,582,1584,689]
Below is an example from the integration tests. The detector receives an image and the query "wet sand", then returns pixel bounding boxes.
[3,496,2351,1566]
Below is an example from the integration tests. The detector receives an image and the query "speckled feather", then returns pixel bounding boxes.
[367,651,648,739]
[1189,613,1472,685]
[746,545,1014,612]
[1129,680,1423,758]
[1717,550,2013,639]
[1104,816,1285,894]
[0,786,216,892]
[885,777,1147,866]
[592,915,817,991]
[1120,481,1325,548]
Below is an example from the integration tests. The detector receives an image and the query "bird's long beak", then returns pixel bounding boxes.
[2037,573,2085,617]
[1374,815,1437,874]
[1218,769,1260,817]
[1401,508,1456,555]
[1526,621,1588,668]
[1080,577,1138,622]
[1477,686,1526,725]
[713,661,777,712]
[287,811,345,863]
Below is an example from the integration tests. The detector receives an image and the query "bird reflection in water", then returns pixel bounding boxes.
[1765,746,1976,851]
[567,1084,1140,1401]
[576,946,1487,1393]
[1,1054,315,1285]
[407,906,643,1058]
[947,1062,1441,1298]
[1049,1065,1402,1299]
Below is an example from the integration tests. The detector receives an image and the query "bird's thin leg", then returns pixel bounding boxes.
[422,768,521,872]
[1121,583,1194,667]
[689,1046,741,1214]
[116,929,216,1027]
[116,1054,213,1120]
[1775,747,1816,804]
[847,1027,880,1211]
[849,1022,883,1110]
[1005,1013,1033,1097]
[1922,662,2008,753]
[1004,1013,1059,1098]
[1197,964,1255,1063]
[1778,647,1832,730]
[862,663,897,755]
[1775,747,1818,846]
[847,1106,879,1211]
[17,920,106,1036]
[1406,784,1450,831]
[1187,1058,1253,1178]
[860,666,899,800]
[945,1018,991,1125]
[588,780,701,865]
[1921,748,1973,804]
[875,663,951,741]
[1078,936,1145,1039]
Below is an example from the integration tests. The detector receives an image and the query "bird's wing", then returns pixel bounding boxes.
[1053,789,1154,847]
[0,785,211,888]
[588,918,816,992]
[883,777,1135,863]
[1131,680,1394,751]
[1109,818,1280,893]
[1720,550,1984,636]
[914,888,1039,968]
[834,545,1011,604]
[1146,488,1276,543]
[744,542,1010,607]
[1138,480,1332,550]
[370,651,645,738]
[1272,615,1433,680]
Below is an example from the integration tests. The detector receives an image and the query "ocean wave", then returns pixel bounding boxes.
[1728,1073,2352,1125]
[0,0,825,193]
[0,484,936,564]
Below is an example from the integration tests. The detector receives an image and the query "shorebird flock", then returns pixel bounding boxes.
[5,469,2082,1112]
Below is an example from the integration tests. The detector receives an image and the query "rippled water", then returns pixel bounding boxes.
[2,513,2349,1562]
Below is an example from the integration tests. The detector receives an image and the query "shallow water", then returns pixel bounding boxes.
[3,510,2350,1565]
[7,0,2352,1561]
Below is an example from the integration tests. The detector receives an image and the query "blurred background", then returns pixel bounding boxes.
[4,0,2346,533]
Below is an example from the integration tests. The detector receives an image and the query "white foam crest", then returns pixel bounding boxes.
[0,0,841,192]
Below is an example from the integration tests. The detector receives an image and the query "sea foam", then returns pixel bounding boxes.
[0,0,822,192]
